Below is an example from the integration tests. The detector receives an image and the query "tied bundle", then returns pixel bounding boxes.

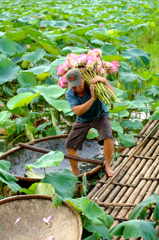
[57,49,121,105]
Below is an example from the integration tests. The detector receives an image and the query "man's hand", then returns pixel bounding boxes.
[91,76,116,95]
[90,84,97,101]
[91,76,106,84]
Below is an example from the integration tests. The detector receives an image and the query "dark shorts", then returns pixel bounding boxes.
[65,115,113,150]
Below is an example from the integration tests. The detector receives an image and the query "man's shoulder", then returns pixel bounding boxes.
[66,88,73,96]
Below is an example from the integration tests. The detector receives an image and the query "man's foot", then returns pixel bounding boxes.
[105,164,115,177]
[72,170,79,176]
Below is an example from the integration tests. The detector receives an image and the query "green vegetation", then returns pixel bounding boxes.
[0,0,158,155]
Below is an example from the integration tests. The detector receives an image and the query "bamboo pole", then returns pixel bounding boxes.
[18,142,104,166]
[97,181,135,188]
[0,134,69,160]
[96,201,137,207]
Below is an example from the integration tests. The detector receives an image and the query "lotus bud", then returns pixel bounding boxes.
[60,82,68,89]
[61,75,68,84]
[61,62,69,72]
[69,60,78,68]
[99,67,105,74]
[57,66,66,76]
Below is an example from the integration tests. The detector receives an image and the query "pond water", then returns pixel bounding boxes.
[3,137,105,177]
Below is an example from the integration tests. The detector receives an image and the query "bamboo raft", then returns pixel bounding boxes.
[87,120,159,239]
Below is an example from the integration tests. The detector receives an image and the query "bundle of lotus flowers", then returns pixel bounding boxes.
[57,48,121,105]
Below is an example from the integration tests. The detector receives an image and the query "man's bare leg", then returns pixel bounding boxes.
[103,138,115,177]
[66,148,79,175]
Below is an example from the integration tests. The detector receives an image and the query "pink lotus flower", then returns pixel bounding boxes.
[42,215,52,227]
[99,67,105,75]
[99,23,103,27]
[88,49,102,57]
[60,62,69,72]
[62,26,66,29]
[30,63,33,67]
[60,82,68,89]
[47,236,54,240]
[66,53,78,62]
[128,6,131,8]
[77,53,88,65]
[69,60,78,68]
[61,75,68,84]
[86,55,97,69]
[27,44,30,49]
[107,65,118,74]
[111,60,120,67]
[37,234,44,239]
[15,217,21,224]
[57,65,66,76]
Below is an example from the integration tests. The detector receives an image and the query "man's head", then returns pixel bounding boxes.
[66,68,83,89]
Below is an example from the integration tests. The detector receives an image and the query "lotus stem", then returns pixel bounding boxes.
[81,69,121,105]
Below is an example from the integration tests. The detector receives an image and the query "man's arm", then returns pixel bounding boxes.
[91,76,116,95]
[72,85,97,116]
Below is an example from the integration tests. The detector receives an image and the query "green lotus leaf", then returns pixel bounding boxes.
[18,16,33,22]
[55,20,69,28]
[109,104,129,113]
[129,193,159,220]
[86,128,99,139]
[78,197,107,225]
[41,169,78,198]
[71,26,94,36]
[82,232,100,240]
[110,122,123,133]
[22,48,46,63]
[7,92,40,110]
[33,85,65,99]
[26,151,64,169]
[122,48,151,66]
[118,132,137,147]
[17,72,36,88]
[35,183,55,196]
[101,43,117,56]
[109,220,156,240]
[0,58,20,84]
[0,111,11,127]
[40,20,56,27]
[0,160,10,172]
[120,120,143,130]
[102,55,125,62]
[85,219,111,240]
[0,38,16,57]
[27,65,51,75]
[7,31,28,42]
[62,46,88,56]
[44,96,71,113]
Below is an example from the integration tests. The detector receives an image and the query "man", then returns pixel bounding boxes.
[65,68,115,177]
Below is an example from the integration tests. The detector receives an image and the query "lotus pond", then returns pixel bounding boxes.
[0,1,159,239]
[0,0,159,164]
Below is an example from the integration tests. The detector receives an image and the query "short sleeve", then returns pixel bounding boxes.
[66,90,80,109]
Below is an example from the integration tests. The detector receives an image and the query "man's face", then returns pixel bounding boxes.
[72,77,85,94]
